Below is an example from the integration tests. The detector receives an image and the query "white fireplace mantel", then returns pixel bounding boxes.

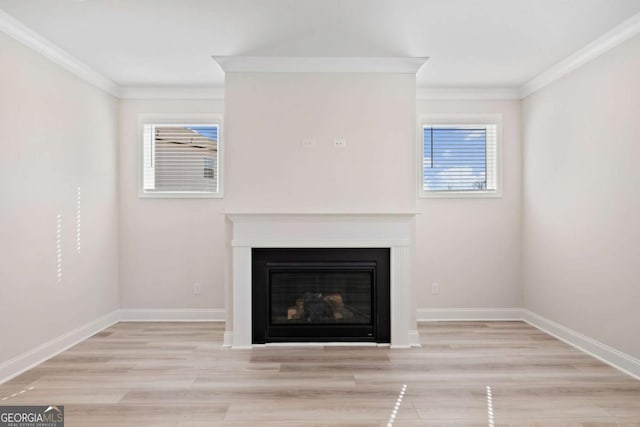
[225,212,417,349]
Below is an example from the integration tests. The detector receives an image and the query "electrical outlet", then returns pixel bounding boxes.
[431,282,440,295]
[333,138,347,148]
[193,282,202,295]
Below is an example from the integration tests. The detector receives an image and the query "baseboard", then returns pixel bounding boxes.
[416,307,523,322]
[3,306,637,385]
[118,308,226,322]
[408,329,421,347]
[0,310,119,384]
[416,307,640,380]
[521,309,640,380]
[0,308,227,384]
[222,331,233,348]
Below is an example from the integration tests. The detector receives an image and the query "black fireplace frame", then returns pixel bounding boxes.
[252,248,390,344]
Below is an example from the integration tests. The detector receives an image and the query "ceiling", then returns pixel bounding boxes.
[1,0,640,88]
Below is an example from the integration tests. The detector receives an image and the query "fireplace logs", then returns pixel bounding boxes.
[286,292,361,322]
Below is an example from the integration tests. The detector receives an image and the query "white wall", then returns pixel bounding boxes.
[118,99,226,309]
[118,73,418,314]
[117,77,524,320]
[223,72,417,328]
[0,33,119,362]
[523,34,640,358]
[415,100,522,310]
[224,73,417,212]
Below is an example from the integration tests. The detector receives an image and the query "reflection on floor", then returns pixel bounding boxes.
[1,321,638,426]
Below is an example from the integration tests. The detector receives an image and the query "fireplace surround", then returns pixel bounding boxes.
[225,213,417,348]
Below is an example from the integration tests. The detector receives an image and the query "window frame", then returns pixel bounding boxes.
[417,114,502,199]
[137,113,224,199]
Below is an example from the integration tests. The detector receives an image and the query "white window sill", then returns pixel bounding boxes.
[138,191,224,199]
[419,190,502,199]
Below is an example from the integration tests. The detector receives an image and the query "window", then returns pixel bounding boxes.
[139,114,223,198]
[419,115,501,197]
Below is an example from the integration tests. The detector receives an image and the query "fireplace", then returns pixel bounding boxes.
[252,248,390,343]
[226,213,415,348]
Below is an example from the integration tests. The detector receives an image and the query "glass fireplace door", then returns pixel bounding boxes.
[252,248,390,344]
[270,269,373,325]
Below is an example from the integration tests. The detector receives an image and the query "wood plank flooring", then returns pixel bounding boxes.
[0,321,638,426]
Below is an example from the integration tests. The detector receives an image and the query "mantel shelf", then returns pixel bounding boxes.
[223,211,421,217]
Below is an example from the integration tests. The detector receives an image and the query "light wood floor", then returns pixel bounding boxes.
[1,322,638,426]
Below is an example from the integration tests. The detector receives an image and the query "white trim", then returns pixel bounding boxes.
[421,13,640,100]
[390,246,411,348]
[224,211,420,217]
[227,213,415,349]
[417,308,522,322]
[0,9,120,97]
[416,307,640,380]
[231,239,410,248]
[120,86,225,100]
[417,87,520,100]
[223,332,234,348]
[213,56,428,74]
[417,114,503,199]
[122,86,519,101]
[0,10,224,101]
[261,342,390,348]
[408,330,421,347]
[232,246,253,348]
[119,308,225,322]
[0,310,119,384]
[3,307,637,384]
[137,113,224,199]
[4,5,639,101]
[521,309,640,380]
[520,11,640,98]
[138,191,224,199]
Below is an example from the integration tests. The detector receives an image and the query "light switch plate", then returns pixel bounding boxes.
[302,138,316,148]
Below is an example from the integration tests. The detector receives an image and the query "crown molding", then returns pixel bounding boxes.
[416,87,520,100]
[120,86,225,100]
[0,9,121,98]
[4,4,639,102]
[213,56,429,73]
[520,11,640,98]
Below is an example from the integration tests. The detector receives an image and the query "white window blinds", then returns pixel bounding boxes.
[142,124,219,194]
[422,124,498,194]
